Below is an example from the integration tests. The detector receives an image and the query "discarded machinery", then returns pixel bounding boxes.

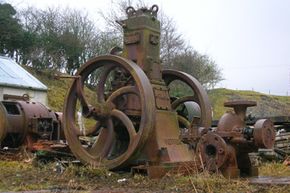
[63,5,275,178]
[0,99,63,149]
[197,100,275,177]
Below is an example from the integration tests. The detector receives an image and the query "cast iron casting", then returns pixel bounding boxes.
[0,99,63,149]
[63,5,275,178]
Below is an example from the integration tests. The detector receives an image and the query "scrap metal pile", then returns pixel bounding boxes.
[0,5,284,179]
[274,117,290,158]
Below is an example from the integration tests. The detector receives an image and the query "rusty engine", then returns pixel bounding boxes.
[59,5,276,178]
[0,5,276,179]
[0,98,63,150]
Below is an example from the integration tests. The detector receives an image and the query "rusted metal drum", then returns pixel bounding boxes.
[0,100,59,147]
[253,119,276,148]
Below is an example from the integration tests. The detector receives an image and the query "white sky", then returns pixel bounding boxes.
[6,0,290,96]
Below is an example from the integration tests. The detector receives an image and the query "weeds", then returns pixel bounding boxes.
[0,159,289,192]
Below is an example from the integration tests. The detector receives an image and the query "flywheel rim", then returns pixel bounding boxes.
[162,69,212,128]
[63,55,155,169]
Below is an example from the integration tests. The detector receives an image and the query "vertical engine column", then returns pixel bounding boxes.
[120,6,197,174]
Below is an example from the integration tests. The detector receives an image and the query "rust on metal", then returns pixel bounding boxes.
[3,93,30,101]
[0,4,281,183]
[61,4,275,179]
[197,100,276,177]
[0,100,63,149]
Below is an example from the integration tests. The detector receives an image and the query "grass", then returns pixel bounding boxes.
[15,66,290,192]
[0,154,289,193]
[259,162,290,177]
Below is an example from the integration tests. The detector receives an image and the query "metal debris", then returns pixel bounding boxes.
[249,176,290,185]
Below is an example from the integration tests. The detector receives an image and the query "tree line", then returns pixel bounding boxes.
[0,1,222,88]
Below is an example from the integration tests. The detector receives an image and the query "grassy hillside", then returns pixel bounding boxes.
[26,67,290,120]
[209,88,290,119]
[26,68,72,112]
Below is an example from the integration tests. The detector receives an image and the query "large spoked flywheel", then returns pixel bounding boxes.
[63,55,155,169]
[162,69,212,129]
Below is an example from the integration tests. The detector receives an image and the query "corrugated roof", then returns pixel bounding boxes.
[0,56,47,91]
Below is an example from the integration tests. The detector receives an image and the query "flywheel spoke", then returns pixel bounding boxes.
[97,64,116,102]
[171,95,198,110]
[76,78,92,117]
[88,118,115,158]
[177,115,191,129]
[84,121,102,136]
[70,116,101,136]
[69,118,86,136]
[106,86,139,104]
[111,109,137,146]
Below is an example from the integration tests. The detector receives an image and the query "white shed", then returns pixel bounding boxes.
[0,56,48,105]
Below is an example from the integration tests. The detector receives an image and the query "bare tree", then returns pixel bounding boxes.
[171,48,223,89]
[98,0,185,65]
[13,0,222,87]
[98,0,148,33]
[98,0,222,88]
[159,11,185,67]
[18,6,121,74]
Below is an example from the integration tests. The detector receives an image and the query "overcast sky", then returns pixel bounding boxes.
[6,0,290,96]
